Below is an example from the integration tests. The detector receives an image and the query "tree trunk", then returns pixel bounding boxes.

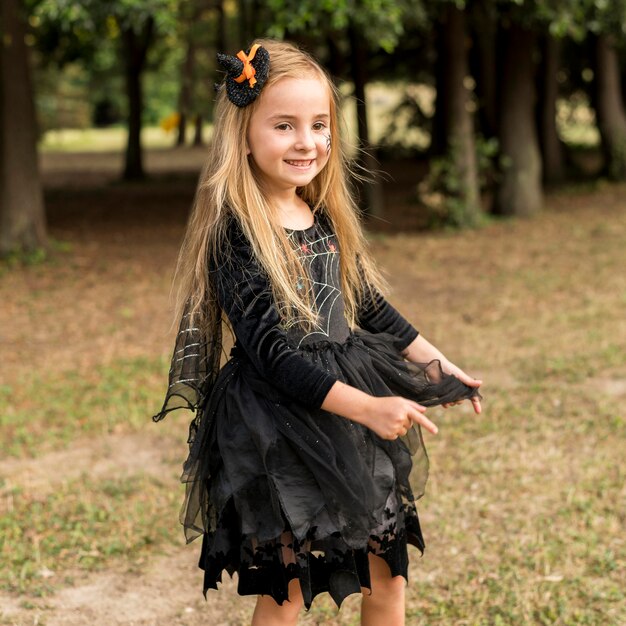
[238,0,255,44]
[494,24,542,216]
[593,33,626,180]
[120,17,154,180]
[0,0,47,256]
[439,5,480,225]
[193,114,204,146]
[538,33,565,184]
[176,39,196,147]
[326,35,346,83]
[177,113,187,146]
[348,23,384,217]
[621,64,626,113]
[431,21,450,157]
[469,0,498,140]
[215,0,227,53]
[177,1,204,148]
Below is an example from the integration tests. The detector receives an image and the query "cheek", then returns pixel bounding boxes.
[317,148,331,172]
[315,137,330,158]
[256,135,288,158]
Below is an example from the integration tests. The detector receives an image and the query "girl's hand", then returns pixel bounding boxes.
[357,396,438,440]
[401,335,483,415]
[321,381,437,439]
[440,359,482,414]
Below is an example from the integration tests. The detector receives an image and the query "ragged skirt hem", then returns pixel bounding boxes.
[197,492,425,610]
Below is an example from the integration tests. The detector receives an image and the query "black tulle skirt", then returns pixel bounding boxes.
[179,330,477,609]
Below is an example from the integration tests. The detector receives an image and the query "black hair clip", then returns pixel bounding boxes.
[216,43,270,108]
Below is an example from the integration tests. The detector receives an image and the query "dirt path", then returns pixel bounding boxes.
[0,430,258,626]
[0,433,173,495]
[0,547,255,626]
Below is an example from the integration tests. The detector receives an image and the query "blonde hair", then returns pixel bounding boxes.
[172,38,384,337]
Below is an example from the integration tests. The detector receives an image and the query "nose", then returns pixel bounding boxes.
[294,128,315,152]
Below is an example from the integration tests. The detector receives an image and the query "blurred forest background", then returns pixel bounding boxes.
[3,0,626,249]
[1,1,625,625]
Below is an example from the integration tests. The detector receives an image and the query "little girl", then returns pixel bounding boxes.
[153,39,482,625]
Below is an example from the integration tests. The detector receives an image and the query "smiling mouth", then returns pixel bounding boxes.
[285,159,313,168]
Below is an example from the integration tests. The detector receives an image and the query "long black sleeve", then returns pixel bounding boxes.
[356,267,419,350]
[213,223,339,409]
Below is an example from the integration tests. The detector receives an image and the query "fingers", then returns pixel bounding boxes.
[408,407,438,435]
[378,397,439,439]
[457,370,483,387]
[443,395,482,413]
[407,399,427,413]
[442,400,463,409]
[395,415,412,438]
[447,363,483,388]
[471,396,482,414]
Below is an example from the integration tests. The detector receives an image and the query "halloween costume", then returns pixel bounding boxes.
[153,212,479,609]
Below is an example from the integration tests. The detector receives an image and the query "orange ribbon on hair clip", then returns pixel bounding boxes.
[235,43,261,88]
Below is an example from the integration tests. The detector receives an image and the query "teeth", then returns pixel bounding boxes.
[286,160,312,167]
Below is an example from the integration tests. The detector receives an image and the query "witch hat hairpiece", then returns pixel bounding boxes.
[216,43,270,108]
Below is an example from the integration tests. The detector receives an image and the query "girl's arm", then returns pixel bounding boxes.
[356,284,419,350]
[401,334,482,414]
[321,380,438,440]
[356,281,481,413]
[320,334,483,439]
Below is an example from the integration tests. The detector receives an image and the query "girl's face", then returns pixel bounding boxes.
[246,76,331,199]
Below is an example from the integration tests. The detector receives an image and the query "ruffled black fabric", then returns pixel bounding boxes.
[153,211,480,610]
[182,331,477,609]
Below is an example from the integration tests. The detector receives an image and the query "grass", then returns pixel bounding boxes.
[0,358,186,598]
[39,126,211,152]
[0,357,170,458]
[0,473,180,596]
[411,389,624,624]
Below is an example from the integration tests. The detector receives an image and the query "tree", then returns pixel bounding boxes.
[537,32,566,184]
[175,0,227,148]
[120,14,155,178]
[36,0,178,179]
[175,19,198,147]
[431,2,480,225]
[175,0,206,147]
[0,0,47,256]
[494,19,542,216]
[486,0,588,215]
[586,0,626,180]
[469,0,497,141]
[347,21,385,217]
[592,33,626,180]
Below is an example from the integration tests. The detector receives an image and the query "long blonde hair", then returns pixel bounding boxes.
[172,38,385,336]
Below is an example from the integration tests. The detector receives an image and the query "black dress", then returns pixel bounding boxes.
[153,211,479,610]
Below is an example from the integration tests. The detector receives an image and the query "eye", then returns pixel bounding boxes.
[312,121,327,131]
[275,123,292,131]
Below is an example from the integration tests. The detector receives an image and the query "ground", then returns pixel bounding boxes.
[0,148,624,625]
